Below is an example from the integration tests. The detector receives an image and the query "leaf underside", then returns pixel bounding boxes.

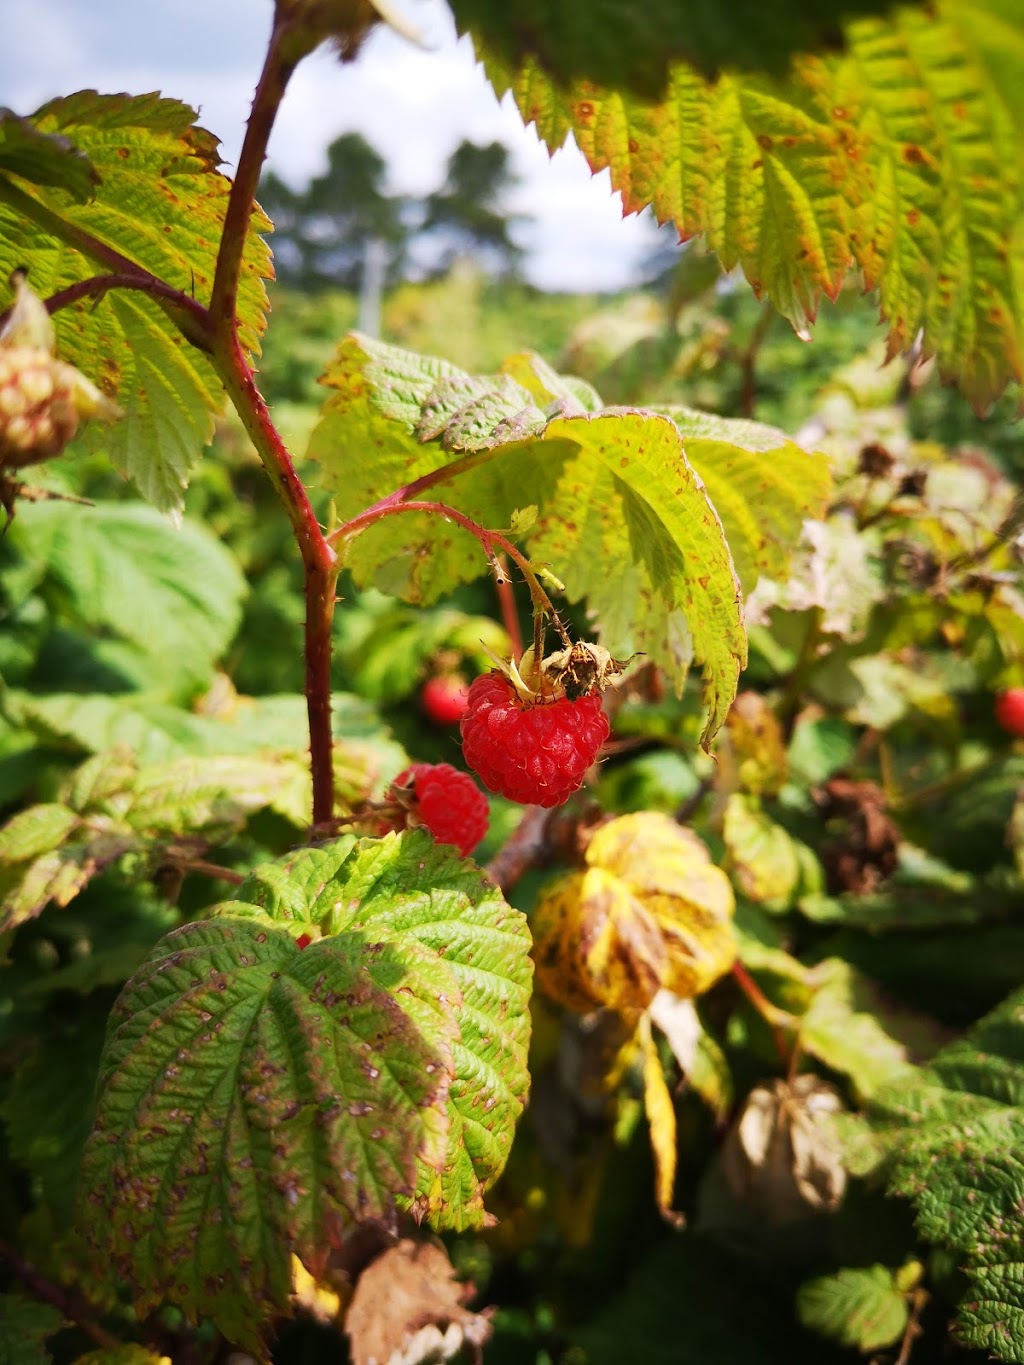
[310,336,831,744]
[0,92,272,511]
[449,0,917,89]
[471,0,1024,411]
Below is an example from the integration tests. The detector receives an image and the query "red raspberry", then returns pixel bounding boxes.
[421,674,470,726]
[295,933,313,949]
[460,671,610,808]
[393,763,489,858]
[995,688,1024,737]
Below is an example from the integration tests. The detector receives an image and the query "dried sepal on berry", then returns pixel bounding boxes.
[532,812,736,1015]
[0,269,121,476]
[540,641,636,701]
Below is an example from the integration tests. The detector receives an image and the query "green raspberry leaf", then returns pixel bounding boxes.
[797,1264,910,1352]
[530,409,746,746]
[231,832,534,1228]
[477,0,1024,410]
[3,1016,108,1225]
[9,502,246,700]
[0,108,98,201]
[0,92,272,512]
[79,832,532,1343]
[854,987,1024,1360]
[653,407,831,594]
[311,338,760,743]
[0,1294,62,1365]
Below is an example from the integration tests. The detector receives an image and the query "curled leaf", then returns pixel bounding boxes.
[532,812,736,1014]
[638,1013,683,1226]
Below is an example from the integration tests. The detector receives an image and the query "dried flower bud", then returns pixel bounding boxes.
[721,1075,847,1224]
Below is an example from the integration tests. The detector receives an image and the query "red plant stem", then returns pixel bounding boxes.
[40,273,210,343]
[216,334,338,824]
[179,859,246,885]
[206,10,342,826]
[731,960,795,1066]
[485,806,550,892]
[0,178,211,350]
[493,556,525,658]
[210,13,296,339]
[331,499,568,640]
[0,1236,122,1351]
[344,447,506,523]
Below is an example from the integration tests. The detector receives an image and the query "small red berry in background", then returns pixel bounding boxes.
[995,688,1024,736]
[391,762,489,857]
[421,674,470,726]
[460,670,610,808]
[295,933,313,949]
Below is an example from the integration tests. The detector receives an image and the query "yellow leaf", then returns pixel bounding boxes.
[638,1013,684,1226]
[291,1253,343,1324]
[532,812,736,1014]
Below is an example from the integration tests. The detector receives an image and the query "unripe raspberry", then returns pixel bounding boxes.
[391,763,489,857]
[0,347,79,468]
[460,670,609,808]
[0,269,121,480]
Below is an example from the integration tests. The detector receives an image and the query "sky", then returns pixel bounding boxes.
[3,0,675,291]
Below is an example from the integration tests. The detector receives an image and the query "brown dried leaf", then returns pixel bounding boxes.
[345,1240,492,1365]
[721,1076,846,1225]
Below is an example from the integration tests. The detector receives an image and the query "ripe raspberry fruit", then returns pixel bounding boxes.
[461,670,610,808]
[295,933,313,950]
[391,762,489,858]
[995,688,1024,737]
[421,674,470,726]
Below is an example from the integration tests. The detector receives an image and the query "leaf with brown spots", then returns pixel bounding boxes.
[474,0,1024,410]
[848,986,1024,1361]
[79,831,532,1344]
[0,92,272,512]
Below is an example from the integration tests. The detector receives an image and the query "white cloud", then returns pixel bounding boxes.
[1,0,674,291]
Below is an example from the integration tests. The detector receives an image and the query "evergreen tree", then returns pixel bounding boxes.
[418,140,523,278]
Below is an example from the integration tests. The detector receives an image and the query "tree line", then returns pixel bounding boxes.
[259,132,524,292]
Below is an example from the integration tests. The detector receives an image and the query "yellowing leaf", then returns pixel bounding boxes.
[532,812,736,1014]
[638,1013,683,1225]
[479,0,1024,409]
[717,692,790,797]
[722,793,803,908]
[291,1255,343,1324]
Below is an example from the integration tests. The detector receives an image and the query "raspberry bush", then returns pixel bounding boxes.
[2,4,1024,1364]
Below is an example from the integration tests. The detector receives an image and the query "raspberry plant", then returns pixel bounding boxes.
[2,2,1024,1363]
